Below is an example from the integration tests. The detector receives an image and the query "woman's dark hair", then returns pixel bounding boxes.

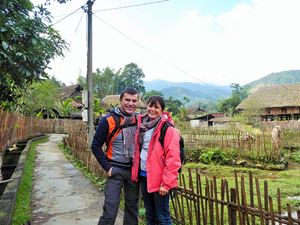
[147,96,165,111]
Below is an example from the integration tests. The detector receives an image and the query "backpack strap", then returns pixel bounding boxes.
[106,113,137,145]
[106,113,121,146]
[159,122,173,147]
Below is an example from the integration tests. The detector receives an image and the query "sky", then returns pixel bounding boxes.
[33,0,300,86]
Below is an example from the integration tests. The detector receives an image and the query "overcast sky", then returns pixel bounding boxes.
[33,0,300,85]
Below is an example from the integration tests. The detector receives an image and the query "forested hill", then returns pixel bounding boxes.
[144,80,231,104]
[245,70,300,89]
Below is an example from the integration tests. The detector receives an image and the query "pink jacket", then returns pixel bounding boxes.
[131,112,181,192]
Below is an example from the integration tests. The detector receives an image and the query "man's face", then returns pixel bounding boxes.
[120,93,138,115]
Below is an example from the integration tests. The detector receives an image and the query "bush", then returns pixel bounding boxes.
[199,148,236,165]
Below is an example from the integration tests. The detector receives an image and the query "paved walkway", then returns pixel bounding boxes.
[31,134,123,225]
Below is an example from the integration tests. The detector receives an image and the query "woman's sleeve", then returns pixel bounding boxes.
[161,126,181,191]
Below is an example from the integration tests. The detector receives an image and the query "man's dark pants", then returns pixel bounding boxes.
[98,167,139,225]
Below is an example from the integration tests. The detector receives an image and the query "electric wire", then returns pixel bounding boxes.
[92,14,227,91]
[75,11,85,33]
[52,1,228,95]
[93,0,169,13]
[52,6,83,26]
[49,11,86,82]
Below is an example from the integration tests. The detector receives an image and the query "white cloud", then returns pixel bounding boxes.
[44,0,300,85]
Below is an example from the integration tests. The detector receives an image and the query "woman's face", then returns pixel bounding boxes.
[147,102,163,120]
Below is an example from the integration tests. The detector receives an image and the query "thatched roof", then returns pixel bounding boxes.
[236,84,300,110]
[100,95,146,110]
[59,84,83,101]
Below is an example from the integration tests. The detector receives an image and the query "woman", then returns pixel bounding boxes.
[131,96,181,225]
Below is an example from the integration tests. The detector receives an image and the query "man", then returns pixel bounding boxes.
[92,87,139,225]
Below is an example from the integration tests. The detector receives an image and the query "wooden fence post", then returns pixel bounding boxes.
[229,188,237,225]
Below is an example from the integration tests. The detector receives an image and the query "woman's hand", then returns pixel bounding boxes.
[159,186,168,196]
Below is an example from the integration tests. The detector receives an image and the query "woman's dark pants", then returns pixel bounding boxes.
[140,176,172,225]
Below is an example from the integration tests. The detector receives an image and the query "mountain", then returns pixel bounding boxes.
[143,79,231,105]
[143,70,300,106]
[245,70,300,89]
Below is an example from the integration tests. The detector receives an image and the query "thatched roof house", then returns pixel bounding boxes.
[190,113,226,127]
[100,95,146,112]
[59,84,84,119]
[236,84,300,120]
[186,106,207,119]
[59,84,83,106]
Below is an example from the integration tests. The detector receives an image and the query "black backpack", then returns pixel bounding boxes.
[158,122,185,172]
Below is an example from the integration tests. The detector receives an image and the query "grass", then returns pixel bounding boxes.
[12,136,49,225]
[169,163,300,224]
[183,162,300,208]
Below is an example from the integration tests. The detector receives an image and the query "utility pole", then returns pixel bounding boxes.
[87,0,94,149]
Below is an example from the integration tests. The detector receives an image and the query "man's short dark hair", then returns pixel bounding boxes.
[120,87,138,100]
[147,96,165,111]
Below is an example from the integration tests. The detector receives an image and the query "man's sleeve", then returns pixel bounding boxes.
[91,117,111,172]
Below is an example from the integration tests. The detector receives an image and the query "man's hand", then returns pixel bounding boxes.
[159,186,168,196]
[107,167,112,177]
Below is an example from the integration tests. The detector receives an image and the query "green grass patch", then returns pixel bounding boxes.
[12,136,49,225]
[171,163,300,224]
[183,163,300,209]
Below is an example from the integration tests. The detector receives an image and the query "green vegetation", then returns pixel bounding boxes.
[245,70,300,90]
[216,83,249,115]
[77,62,146,99]
[59,143,106,189]
[199,147,237,165]
[289,151,300,163]
[13,136,49,225]
[0,0,67,109]
[183,163,300,209]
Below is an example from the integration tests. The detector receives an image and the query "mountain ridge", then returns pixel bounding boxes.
[144,80,231,105]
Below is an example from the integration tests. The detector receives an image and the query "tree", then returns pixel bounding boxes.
[143,90,163,102]
[94,67,117,99]
[116,63,146,94]
[77,66,117,99]
[165,96,183,116]
[17,79,60,117]
[216,83,249,115]
[0,0,67,109]
[59,98,74,117]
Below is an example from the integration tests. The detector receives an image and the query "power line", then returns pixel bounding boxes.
[92,14,219,88]
[52,6,83,26]
[75,11,85,33]
[93,0,169,13]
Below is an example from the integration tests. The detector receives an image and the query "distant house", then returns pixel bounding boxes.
[59,84,84,119]
[190,113,226,127]
[186,106,207,120]
[100,95,146,113]
[236,84,300,121]
[209,116,231,128]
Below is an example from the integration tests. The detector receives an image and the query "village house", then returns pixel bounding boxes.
[59,84,84,119]
[236,84,300,121]
[186,106,207,120]
[190,113,226,127]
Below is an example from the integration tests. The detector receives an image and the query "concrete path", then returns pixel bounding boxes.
[31,134,123,225]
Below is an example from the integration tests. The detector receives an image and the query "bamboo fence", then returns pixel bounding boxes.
[171,168,300,225]
[1,111,300,224]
